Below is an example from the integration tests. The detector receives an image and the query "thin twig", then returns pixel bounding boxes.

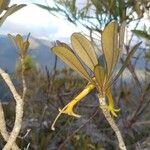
[127,89,150,128]
[21,57,27,100]
[58,109,99,150]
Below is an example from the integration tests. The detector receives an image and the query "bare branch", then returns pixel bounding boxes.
[0,103,20,150]
[0,68,23,150]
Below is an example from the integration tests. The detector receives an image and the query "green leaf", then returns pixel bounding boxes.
[56,41,73,51]
[52,46,93,83]
[71,33,98,71]
[8,34,23,50]
[8,34,16,47]
[34,3,59,12]
[34,3,49,10]
[113,21,126,68]
[102,21,118,77]
[8,34,29,56]
[111,42,142,86]
[94,64,106,88]
[132,30,150,41]
[34,3,62,17]
[0,4,26,26]
[16,34,23,50]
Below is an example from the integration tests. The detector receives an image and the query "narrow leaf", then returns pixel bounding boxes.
[0,4,26,26]
[111,42,142,86]
[71,33,98,71]
[52,46,93,83]
[8,34,23,50]
[16,34,23,50]
[8,34,16,47]
[56,41,72,51]
[94,65,106,88]
[34,3,59,11]
[34,3,50,10]
[112,21,126,68]
[132,30,150,41]
[102,21,118,76]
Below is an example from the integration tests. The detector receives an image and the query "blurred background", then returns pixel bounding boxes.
[0,0,150,149]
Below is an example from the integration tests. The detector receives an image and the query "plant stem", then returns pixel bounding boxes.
[98,95,127,150]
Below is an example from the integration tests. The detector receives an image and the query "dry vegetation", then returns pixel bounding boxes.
[0,0,150,150]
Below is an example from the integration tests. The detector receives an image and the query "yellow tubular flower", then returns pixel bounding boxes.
[51,83,95,130]
[61,83,95,116]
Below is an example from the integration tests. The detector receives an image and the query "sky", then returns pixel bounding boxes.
[0,0,80,41]
[0,0,149,74]
[0,0,149,42]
